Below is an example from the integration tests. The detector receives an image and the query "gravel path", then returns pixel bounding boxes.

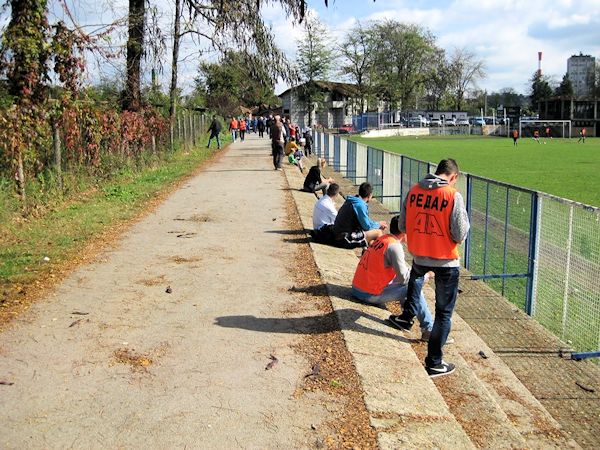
[0,135,342,449]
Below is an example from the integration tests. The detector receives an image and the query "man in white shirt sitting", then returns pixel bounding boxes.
[310,183,340,245]
[313,183,340,230]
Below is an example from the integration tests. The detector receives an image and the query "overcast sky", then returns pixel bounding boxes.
[5,0,600,97]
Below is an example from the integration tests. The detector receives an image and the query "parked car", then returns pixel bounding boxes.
[469,117,486,126]
[430,118,442,127]
[338,124,354,134]
[444,118,456,126]
[456,118,469,126]
[407,116,428,127]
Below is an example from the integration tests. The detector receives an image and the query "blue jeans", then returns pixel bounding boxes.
[231,130,237,141]
[404,264,459,367]
[352,277,433,332]
[208,134,221,149]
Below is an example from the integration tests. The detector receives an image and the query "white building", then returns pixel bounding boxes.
[567,53,596,97]
[278,81,364,129]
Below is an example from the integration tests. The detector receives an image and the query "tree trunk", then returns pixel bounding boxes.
[16,151,26,203]
[52,118,62,189]
[169,0,182,122]
[122,0,145,111]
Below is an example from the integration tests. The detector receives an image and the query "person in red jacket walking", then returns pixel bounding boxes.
[239,118,247,142]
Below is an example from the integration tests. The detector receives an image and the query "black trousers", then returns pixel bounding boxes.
[271,142,284,168]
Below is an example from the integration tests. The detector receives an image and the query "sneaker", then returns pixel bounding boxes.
[387,315,414,331]
[420,330,455,344]
[426,361,456,378]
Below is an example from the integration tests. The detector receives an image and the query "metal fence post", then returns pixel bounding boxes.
[464,174,472,270]
[560,204,574,337]
[525,193,540,316]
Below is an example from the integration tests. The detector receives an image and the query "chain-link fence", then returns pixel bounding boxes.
[312,130,600,355]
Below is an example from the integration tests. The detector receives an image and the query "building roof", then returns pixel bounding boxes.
[278,80,360,98]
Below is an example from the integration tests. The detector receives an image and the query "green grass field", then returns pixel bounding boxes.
[352,135,600,207]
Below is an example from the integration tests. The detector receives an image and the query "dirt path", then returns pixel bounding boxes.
[0,135,357,448]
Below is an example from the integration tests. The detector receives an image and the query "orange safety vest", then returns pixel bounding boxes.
[512,130,518,138]
[239,120,246,130]
[352,234,398,295]
[405,184,459,260]
[230,119,238,130]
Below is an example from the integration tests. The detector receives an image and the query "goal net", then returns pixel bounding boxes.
[519,120,572,139]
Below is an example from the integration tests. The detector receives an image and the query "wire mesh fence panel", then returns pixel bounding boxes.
[355,143,368,185]
[382,152,402,213]
[400,156,431,209]
[346,140,357,183]
[339,138,348,175]
[367,147,384,201]
[333,136,341,171]
[465,177,534,310]
[534,196,600,353]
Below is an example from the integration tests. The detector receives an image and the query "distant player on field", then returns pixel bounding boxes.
[545,126,552,140]
[577,128,586,143]
[533,129,541,144]
[512,129,519,146]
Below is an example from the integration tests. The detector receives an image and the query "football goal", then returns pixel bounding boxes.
[519,120,572,139]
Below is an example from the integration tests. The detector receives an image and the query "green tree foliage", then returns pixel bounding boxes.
[195,51,279,117]
[368,21,438,109]
[296,14,334,125]
[422,48,451,110]
[530,71,553,112]
[338,22,372,111]
[0,0,51,104]
[555,74,574,97]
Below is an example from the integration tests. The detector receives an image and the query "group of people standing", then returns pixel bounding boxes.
[269,114,314,171]
[306,156,470,378]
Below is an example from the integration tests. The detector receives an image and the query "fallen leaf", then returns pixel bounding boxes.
[71,311,89,316]
[478,350,488,359]
[265,354,278,370]
[0,381,14,386]
[165,286,172,294]
[69,318,83,328]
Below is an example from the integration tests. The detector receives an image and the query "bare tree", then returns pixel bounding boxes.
[448,47,486,111]
[339,22,372,112]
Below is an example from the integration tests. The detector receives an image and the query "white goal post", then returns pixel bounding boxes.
[519,120,572,139]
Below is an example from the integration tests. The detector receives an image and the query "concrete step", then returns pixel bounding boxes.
[284,160,579,449]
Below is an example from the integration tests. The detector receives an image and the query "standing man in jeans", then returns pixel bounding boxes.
[270,115,285,170]
[387,159,469,378]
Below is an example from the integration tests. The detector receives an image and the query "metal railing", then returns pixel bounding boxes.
[313,130,600,356]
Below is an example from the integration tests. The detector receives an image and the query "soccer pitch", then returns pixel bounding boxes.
[351,135,600,207]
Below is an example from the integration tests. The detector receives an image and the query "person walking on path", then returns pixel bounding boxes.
[387,159,469,378]
[333,182,388,249]
[239,118,247,142]
[352,216,434,339]
[207,116,222,149]
[270,115,285,170]
[229,117,239,142]
[304,130,313,156]
[257,117,266,138]
[578,127,586,143]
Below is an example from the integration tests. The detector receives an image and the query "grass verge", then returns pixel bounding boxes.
[0,140,226,328]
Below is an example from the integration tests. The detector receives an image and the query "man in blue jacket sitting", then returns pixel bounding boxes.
[333,182,388,249]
